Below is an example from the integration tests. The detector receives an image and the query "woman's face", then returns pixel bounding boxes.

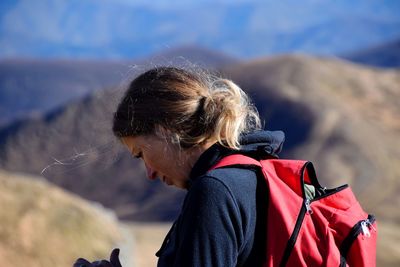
[122,134,207,189]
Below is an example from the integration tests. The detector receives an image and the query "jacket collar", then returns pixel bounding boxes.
[188,130,285,187]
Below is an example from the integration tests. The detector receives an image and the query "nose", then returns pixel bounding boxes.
[145,164,157,180]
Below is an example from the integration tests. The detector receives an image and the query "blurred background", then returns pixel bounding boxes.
[0,0,399,266]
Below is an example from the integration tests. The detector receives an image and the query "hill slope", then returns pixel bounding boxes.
[0,170,127,267]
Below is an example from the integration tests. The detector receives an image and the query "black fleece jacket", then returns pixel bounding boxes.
[156,130,285,267]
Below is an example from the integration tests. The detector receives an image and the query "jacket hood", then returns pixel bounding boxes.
[188,130,285,183]
[239,130,285,159]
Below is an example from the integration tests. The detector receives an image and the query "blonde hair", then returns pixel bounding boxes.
[113,67,261,150]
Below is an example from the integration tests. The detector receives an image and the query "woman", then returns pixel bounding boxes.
[74,66,285,267]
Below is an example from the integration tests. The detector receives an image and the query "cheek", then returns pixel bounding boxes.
[142,155,157,171]
[143,153,167,173]
[143,143,187,177]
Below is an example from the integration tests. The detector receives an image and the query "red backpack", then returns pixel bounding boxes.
[210,154,377,267]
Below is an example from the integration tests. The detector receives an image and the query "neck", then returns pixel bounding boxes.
[186,140,215,169]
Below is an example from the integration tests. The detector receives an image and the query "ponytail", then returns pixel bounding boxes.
[204,78,261,149]
[113,67,261,150]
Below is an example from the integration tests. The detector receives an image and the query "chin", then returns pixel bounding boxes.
[172,181,189,190]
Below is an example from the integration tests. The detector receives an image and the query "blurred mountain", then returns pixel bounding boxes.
[0,59,128,126]
[145,45,239,67]
[225,55,400,265]
[343,38,400,68]
[0,169,127,267]
[0,46,236,127]
[1,0,400,59]
[0,88,186,221]
[0,54,399,226]
[222,55,400,214]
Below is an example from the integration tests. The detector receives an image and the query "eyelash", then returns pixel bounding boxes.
[134,152,143,159]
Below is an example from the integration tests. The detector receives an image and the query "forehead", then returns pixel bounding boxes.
[122,135,146,150]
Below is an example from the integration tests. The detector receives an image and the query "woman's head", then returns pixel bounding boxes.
[113,66,261,150]
[113,66,261,188]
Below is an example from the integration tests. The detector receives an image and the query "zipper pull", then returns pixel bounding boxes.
[368,220,377,232]
[305,198,313,214]
[361,220,371,237]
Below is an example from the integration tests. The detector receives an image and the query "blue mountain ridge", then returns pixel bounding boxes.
[1,0,399,59]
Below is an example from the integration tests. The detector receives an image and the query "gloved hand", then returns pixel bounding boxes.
[73,248,122,267]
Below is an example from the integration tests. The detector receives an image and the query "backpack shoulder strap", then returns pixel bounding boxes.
[210,154,323,197]
[210,154,262,170]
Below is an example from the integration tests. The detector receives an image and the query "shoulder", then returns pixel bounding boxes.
[190,165,258,192]
[185,166,259,211]
[206,166,259,199]
[186,174,236,206]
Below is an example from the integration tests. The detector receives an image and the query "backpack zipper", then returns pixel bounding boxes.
[305,198,313,214]
[280,182,350,266]
[339,214,376,267]
[280,198,311,266]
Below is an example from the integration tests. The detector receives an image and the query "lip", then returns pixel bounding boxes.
[146,165,157,180]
